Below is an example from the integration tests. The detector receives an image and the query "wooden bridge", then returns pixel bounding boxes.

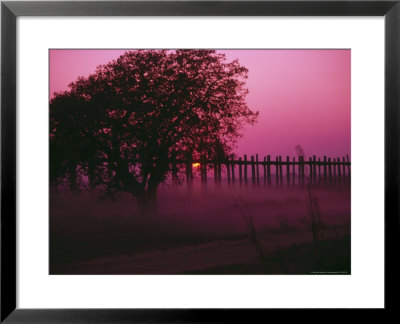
[178,154,351,186]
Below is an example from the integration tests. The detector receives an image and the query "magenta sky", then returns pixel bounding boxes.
[50,49,350,158]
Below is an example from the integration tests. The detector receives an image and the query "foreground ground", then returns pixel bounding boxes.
[51,225,350,274]
[50,184,350,274]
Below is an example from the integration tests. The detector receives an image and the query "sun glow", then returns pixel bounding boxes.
[192,163,201,168]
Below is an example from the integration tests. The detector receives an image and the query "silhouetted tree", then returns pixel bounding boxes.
[50,50,258,214]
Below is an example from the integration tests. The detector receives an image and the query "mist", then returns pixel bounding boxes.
[50,179,350,274]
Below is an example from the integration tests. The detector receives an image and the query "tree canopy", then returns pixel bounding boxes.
[50,49,258,209]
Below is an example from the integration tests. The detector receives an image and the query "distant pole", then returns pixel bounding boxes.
[226,159,231,186]
[263,157,267,186]
[309,157,313,183]
[205,163,208,184]
[214,162,218,185]
[318,158,321,183]
[172,161,178,188]
[200,162,204,183]
[279,156,283,185]
[292,156,296,185]
[346,154,351,177]
[267,155,271,185]
[323,156,327,183]
[342,156,346,179]
[231,155,235,186]
[313,155,317,184]
[286,156,290,185]
[244,154,248,186]
[298,156,302,185]
[301,156,305,185]
[256,154,260,187]
[202,156,207,185]
[218,162,222,184]
[333,158,337,183]
[328,157,332,182]
[186,162,193,187]
[275,156,279,185]
[337,156,341,186]
[251,156,256,186]
[239,157,243,185]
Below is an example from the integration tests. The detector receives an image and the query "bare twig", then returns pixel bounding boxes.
[233,196,267,270]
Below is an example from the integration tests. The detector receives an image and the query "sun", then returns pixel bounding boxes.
[192,162,201,169]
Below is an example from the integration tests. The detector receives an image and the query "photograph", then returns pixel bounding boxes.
[49,49,351,275]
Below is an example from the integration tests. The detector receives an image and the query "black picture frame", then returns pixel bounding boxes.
[1,0,399,322]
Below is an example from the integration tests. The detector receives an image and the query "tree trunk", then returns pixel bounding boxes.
[136,186,158,216]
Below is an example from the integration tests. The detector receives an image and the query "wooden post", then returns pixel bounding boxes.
[328,157,332,182]
[227,160,231,186]
[199,160,203,183]
[286,156,290,185]
[201,157,207,184]
[256,154,260,186]
[267,155,271,185]
[292,157,296,185]
[309,157,313,182]
[333,158,337,183]
[186,162,193,187]
[279,156,283,184]
[251,156,256,186]
[214,162,218,184]
[231,156,235,185]
[263,157,267,186]
[318,158,321,183]
[205,162,208,184]
[313,155,317,184]
[276,156,279,185]
[323,156,327,182]
[200,162,204,183]
[342,156,346,178]
[172,162,178,187]
[239,157,243,185]
[337,156,341,184]
[298,156,302,185]
[346,154,351,176]
[244,154,248,186]
[301,156,305,185]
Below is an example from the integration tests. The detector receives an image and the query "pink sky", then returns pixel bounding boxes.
[50,49,350,159]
